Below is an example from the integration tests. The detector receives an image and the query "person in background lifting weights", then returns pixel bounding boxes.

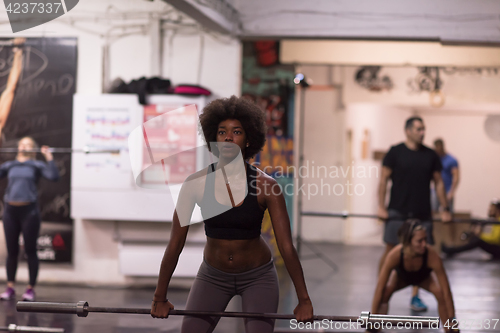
[0,38,60,301]
[442,199,500,259]
[369,220,459,333]
[377,117,452,312]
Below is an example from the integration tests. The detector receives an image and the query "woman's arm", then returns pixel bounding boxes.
[40,146,59,181]
[151,210,190,317]
[0,161,11,179]
[0,42,24,133]
[151,176,198,318]
[371,250,398,313]
[265,177,313,322]
[428,249,455,319]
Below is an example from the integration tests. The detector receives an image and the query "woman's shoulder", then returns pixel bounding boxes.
[388,244,403,261]
[250,164,275,183]
[0,160,12,169]
[1,159,15,165]
[251,164,281,194]
[425,245,442,266]
[0,159,20,168]
[381,245,401,271]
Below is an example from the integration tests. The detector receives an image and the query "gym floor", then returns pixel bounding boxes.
[1,243,499,333]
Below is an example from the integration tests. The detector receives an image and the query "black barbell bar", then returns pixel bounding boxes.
[0,324,64,333]
[16,301,439,328]
[0,40,39,48]
[0,147,121,154]
[302,211,500,225]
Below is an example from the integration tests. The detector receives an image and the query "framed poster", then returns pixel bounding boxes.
[141,104,199,186]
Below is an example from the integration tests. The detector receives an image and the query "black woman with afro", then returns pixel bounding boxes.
[150,96,314,333]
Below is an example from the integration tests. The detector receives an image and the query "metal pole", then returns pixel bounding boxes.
[296,85,306,256]
[301,211,500,225]
[0,324,64,333]
[0,41,35,47]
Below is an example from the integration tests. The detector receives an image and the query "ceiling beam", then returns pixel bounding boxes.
[163,0,239,34]
[234,0,500,45]
[281,40,500,67]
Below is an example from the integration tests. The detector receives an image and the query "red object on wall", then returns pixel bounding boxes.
[254,41,278,67]
[52,233,66,250]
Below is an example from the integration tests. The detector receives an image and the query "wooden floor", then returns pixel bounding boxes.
[1,243,499,333]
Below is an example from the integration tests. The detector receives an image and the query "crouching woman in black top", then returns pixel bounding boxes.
[151,96,313,333]
[0,137,59,301]
[369,220,458,333]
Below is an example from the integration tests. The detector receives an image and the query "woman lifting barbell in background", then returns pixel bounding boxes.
[150,96,314,333]
[0,39,60,301]
[369,219,458,333]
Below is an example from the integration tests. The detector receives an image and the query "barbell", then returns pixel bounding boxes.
[0,40,32,47]
[0,324,64,333]
[16,301,440,328]
[0,147,121,154]
[302,211,500,225]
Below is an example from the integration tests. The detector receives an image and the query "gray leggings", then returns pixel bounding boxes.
[182,259,279,333]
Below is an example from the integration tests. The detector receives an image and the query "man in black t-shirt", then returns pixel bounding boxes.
[377,116,451,312]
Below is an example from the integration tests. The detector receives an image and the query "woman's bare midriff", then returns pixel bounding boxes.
[204,236,272,273]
